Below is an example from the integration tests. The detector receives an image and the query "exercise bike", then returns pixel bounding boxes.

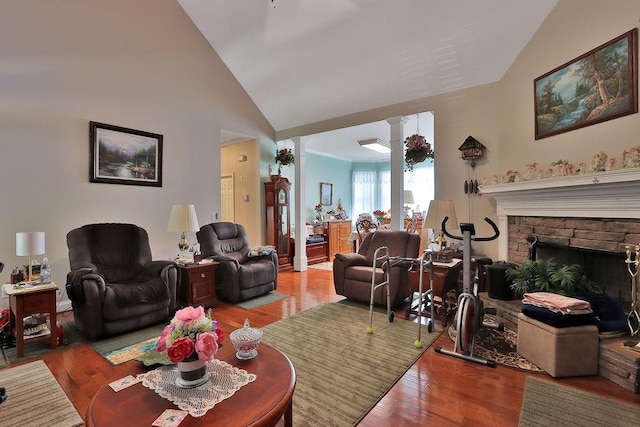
[434,217,503,367]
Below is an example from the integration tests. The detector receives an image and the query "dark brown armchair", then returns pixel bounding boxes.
[66,223,178,340]
[333,230,421,306]
[197,222,278,303]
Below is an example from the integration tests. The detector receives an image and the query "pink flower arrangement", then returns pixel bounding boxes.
[157,306,224,363]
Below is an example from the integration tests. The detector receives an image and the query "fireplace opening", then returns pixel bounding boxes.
[535,242,631,306]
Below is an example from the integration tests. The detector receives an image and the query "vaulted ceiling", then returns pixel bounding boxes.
[179,0,558,161]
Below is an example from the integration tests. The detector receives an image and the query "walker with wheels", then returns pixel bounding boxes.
[434,217,503,367]
[366,246,434,348]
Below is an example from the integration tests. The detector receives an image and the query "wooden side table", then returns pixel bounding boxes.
[406,259,463,325]
[3,282,58,358]
[177,262,219,308]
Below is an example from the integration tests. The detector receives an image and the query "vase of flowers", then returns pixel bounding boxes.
[156,306,224,387]
[373,209,386,226]
[404,134,434,171]
[314,203,323,221]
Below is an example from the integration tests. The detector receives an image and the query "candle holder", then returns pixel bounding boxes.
[624,244,640,336]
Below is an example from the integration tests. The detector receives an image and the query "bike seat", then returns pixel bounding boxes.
[471,257,493,266]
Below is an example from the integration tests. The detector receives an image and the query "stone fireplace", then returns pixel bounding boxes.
[481,168,640,306]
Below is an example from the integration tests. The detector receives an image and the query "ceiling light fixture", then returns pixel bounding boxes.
[358,138,390,153]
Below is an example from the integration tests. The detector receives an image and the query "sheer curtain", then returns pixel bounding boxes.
[378,167,434,215]
[405,166,435,215]
[352,170,377,218]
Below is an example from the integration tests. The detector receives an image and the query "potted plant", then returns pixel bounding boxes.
[505,258,602,297]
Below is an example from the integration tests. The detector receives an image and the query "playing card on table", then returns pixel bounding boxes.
[108,375,140,392]
[152,409,188,427]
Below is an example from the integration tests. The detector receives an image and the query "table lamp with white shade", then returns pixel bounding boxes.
[425,200,459,250]
[16,231,45,282]
[403,190,415,217]
[167,204,200,256]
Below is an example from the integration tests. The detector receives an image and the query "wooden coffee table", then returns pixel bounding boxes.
[86,342,295,426]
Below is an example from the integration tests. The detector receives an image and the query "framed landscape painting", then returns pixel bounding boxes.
[90,121,163,187]
[534,29,638,140]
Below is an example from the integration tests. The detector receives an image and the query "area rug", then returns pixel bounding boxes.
[90,322,166,365]
[261,302,440,426]
[0,360,83,427]
[308,261,333,271]
[519,376,640,426]
[0,321,83,368]
[447,319,543,372]
[236,291,288,310]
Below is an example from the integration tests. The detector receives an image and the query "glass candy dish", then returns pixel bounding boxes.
[230,318,263,360]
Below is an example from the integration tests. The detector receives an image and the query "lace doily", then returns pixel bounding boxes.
[137,359,257,417]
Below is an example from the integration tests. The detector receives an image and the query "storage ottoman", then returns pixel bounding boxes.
[517,313,599,377]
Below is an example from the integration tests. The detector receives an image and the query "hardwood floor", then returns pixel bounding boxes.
[11,268,640,426]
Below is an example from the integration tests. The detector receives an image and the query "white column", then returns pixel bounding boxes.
[386,116,408,231]
[292,136,308,271]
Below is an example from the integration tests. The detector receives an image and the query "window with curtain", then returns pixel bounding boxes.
[379,166,434,215]
[405,166,434,215]
[352,170,377,218]
[352,165,434,219]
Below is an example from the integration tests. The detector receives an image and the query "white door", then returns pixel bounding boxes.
[221,174,235,222]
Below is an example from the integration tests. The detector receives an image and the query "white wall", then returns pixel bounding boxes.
[0,0,274,308]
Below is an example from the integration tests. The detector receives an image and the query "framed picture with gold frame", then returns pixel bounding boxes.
[534,29,638,139]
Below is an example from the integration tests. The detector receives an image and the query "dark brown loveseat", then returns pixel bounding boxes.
[333,230,420,306]
[66,223,178,339]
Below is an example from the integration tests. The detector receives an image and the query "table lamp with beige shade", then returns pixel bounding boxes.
[425,200,459,250]
[167,204,200,256]
[403,190,415,218]
[16,231,45,282]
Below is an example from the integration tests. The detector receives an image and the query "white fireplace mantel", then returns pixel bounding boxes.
[480,168,640,259]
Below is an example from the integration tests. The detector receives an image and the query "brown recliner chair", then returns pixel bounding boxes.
[333,230,420,306]
[197,222,278,303]
[66,223,178,340]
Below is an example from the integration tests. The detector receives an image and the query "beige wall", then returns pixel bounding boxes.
[221,140,262,245]
[278,0,640,259]
[0,0,274,305]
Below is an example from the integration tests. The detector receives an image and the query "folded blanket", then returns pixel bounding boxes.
[522,292,592,315]
[521,303,597,328]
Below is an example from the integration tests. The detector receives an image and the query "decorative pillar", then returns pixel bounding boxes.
[292,136,308,271]
[386,116,409,231]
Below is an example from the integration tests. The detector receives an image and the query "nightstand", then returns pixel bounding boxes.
[3,282,58,358]
[177,262,219,308]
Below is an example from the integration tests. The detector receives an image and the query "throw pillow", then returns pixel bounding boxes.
[248,245,276,258]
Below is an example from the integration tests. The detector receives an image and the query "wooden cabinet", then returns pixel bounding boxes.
[326,220,352,261]
[265,175,292,269]
[291,239,329,265]
[177,262,219,308]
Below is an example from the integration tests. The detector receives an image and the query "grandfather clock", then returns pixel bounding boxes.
[265,175,291,269]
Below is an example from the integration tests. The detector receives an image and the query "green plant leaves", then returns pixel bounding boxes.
[506,258,601,296]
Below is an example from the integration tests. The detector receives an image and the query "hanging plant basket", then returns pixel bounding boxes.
[404,134,434,171]
[275,148,295,167]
